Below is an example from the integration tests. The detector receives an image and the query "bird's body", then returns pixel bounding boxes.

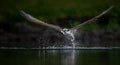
[61,29,74,41]
[20,6,113,48]
[61,28,75,47]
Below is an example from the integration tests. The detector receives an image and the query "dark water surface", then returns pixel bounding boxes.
[0,49,120,65]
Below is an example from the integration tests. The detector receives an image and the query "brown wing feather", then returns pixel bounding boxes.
[70,6,113,30]
[20,11,62,31]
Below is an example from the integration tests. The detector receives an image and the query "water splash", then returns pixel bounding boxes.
[0,47,120,50]
[43,46,120,50]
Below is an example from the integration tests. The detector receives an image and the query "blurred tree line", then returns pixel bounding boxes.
[0,0,120,30]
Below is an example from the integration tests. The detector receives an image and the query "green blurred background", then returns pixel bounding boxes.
[0,0,120,30]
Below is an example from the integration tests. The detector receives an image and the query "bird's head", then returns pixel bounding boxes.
[63,28,69,31]
[61,28,70,34]
[63,28,69,32]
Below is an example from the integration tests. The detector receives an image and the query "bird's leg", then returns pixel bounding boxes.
[71,41,75,49]
[70,34,75,48]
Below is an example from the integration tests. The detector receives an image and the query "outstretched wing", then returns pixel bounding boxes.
[20,11,62,32]
[70,6,113,30]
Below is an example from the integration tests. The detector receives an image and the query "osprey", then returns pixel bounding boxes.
[20,6,113,48]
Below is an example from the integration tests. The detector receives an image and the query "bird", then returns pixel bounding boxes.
[20,6,113,48]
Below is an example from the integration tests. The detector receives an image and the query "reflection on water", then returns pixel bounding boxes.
[61,50,76,65]
[0,49,120,65]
